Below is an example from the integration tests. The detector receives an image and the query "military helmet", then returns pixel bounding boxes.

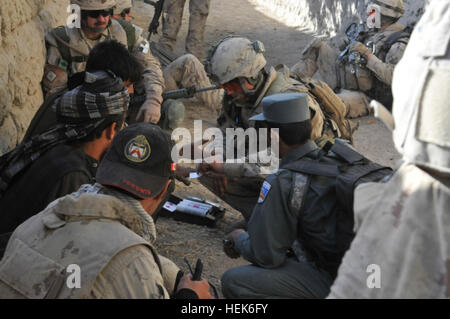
[71,0,116,10]
[368,0,405,19]
[207,36,267,85]
[113,0,133,15]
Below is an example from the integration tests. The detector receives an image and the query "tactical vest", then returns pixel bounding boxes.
[0,194,159,299]
[364,25,411,107]
[51,19,136,75]
[337,24,410,107]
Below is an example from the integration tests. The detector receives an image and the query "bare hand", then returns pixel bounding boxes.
[223,229,245,259]
[204,171,227,196]
[175,164,193,179]
[198,161,224,174]
[177,275,212,299]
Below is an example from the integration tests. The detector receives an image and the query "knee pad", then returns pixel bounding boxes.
[161,99,185,130]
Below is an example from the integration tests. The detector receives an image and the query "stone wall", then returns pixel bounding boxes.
[249,0,428,37]
[0,0,69,155]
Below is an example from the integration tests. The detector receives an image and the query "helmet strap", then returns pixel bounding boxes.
[239,70,266,96]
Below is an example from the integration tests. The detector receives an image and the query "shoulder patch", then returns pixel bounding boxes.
[125,135,151,163]
[258,181,272,203]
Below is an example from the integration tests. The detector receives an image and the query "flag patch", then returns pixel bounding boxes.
[258,181,272,203]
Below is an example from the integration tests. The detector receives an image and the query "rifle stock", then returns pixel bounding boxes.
[145,0,165,41]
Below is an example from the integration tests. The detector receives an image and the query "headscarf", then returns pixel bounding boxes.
[0,70,130,196]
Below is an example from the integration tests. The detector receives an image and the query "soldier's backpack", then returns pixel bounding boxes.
[307,79,354,142]
[281,140,393,277]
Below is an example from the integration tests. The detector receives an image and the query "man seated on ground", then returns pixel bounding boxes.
[112,0,222,125]
[220,93,355,299]
[0,123,212,299]
[328,1,450,298]
[291,0,410,117]
[0,69,130,259]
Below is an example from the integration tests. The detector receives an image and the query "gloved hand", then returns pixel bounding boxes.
[349,41,373,59]
[136,98,161,123]
[334,35,350,51]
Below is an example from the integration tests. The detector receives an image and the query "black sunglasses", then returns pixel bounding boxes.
[122,8,131,15]
[86,9,113,18]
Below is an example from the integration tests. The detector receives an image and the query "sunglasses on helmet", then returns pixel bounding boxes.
[86,9,113,18]
[122,8,131,15]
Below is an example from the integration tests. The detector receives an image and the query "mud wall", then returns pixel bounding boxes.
[0,0,69,155]
[249,0,428,36]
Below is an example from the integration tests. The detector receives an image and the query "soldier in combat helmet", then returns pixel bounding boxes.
[291,0,410,118]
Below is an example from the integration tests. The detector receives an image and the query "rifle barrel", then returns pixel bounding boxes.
[195,85,220,93]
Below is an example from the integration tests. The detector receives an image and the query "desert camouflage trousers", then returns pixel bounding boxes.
[163,54,222,111]
[161,0,211,59]
[291,41,372,118]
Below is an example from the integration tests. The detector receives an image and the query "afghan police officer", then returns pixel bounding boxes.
[291,0,410,118]
[0,123,212,299]
[328,0,450,298]
[160,0,211,59]
[113,0,222,114]
[221,93,354,299]
[44,0,165,124]
[198,36,353,222]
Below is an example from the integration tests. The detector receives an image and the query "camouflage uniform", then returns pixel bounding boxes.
[112,0,222,111]
[44,20,164,117]
[163,54,222,111]
[291,0,409,117]
[0,184,180,298]
[328,0,450,298]
[160,0,211,59]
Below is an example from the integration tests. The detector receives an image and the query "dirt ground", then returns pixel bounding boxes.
[132,0,401,297]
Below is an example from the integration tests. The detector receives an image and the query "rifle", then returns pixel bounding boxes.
[162,85,220,100]
[144,0,165,41]
[337,23,370,74]
[130,85,220,105]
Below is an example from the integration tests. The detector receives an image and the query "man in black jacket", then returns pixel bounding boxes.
[0,67,132,259]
